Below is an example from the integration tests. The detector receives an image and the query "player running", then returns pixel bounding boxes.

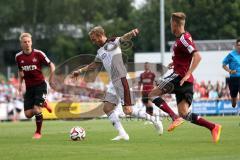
[222,39,240,108]
[15,33,55,139]
[138,62,156,116]
[71,26,163,141]
[149,12,222,143]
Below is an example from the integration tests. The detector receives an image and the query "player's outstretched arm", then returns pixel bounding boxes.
[120,28,139,42]
[71,61,101,78]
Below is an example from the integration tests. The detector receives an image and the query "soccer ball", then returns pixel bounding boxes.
[70,126,86,141]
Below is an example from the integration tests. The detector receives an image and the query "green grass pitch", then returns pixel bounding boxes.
[0,116,239,160]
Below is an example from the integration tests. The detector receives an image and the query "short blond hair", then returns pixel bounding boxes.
[19,32,32,41]
[171,12,186,26]
[88,26,105,37]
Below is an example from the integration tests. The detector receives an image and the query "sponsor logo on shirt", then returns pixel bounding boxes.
[21,65,37,71]
[104,42,117,51]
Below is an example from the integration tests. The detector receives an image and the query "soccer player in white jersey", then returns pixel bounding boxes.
[71,26,163,140]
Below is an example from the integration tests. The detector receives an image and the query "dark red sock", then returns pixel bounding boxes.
[152,97,178,121]
[161,102,178,121]
[195,117,215,130]
[186,113,215,130]
[35,113,43,134]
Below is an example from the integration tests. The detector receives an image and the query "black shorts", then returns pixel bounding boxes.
[228,77,240,98]
[161,73,193,106]
[141,92,149,104]
[24,82,47,111]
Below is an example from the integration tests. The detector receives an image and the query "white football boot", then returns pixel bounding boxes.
[153,120,164,135]
[111,133,129,141]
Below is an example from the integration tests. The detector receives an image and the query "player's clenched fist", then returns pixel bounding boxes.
[131,28,139,36]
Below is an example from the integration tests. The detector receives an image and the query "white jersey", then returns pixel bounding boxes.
[95,37,127,82]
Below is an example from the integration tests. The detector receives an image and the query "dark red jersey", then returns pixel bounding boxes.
[139,71,155,94]
[15,49,51,88]
[172,32,197,83]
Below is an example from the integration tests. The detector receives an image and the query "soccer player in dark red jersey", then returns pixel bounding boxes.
[138,62,156,115]
[15,33,55,139]
[149,12,222,143]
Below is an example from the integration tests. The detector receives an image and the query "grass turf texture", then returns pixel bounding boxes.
[0,116,239,160]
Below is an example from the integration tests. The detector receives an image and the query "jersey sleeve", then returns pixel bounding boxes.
[15,56,22,70]
[114,37,121,46]
[180,34,197,54]
[222,54,231,65]
[107,37,121,46]
[38,51,51,65]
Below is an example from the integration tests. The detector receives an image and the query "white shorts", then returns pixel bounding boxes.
[104,77,135,106]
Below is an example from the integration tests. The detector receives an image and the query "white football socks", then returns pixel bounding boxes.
[108,110,127,136]
[131,107,159,122]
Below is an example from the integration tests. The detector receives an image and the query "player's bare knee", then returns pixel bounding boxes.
[148,88,161,98]
[103,103,115,114]
[25,112,33,118]
[123,110,131,115]
[33,106,41,115]
[103,107,113,114]
[148,92,154,98]
[178,111,188,118]
[123,106,132,115]
[178,107,188,117]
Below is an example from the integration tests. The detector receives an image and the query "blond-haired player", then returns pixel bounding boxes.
[15,32,55,139]
[72,26,163,140]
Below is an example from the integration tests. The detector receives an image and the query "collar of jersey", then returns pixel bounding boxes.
[23,49,34,55]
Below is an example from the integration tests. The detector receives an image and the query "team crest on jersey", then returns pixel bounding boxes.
[101,53,107,59]
[20,60,24,63]
[32,58,37,62]
[104,42,117,51]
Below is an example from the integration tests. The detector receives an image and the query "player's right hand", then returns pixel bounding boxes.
[168,62,174,69]
[71,70,80,78]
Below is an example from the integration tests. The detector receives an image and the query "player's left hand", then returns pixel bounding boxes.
[131,28,139,36]
[180,72,191,86]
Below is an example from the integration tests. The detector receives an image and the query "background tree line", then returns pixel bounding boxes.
[0,0,239,65]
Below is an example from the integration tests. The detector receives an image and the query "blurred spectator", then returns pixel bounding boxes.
[8,74,19,88]
[193,90,201,100]
[199,81,209,99]
[208,87,219,100]
[193,80,230,100]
